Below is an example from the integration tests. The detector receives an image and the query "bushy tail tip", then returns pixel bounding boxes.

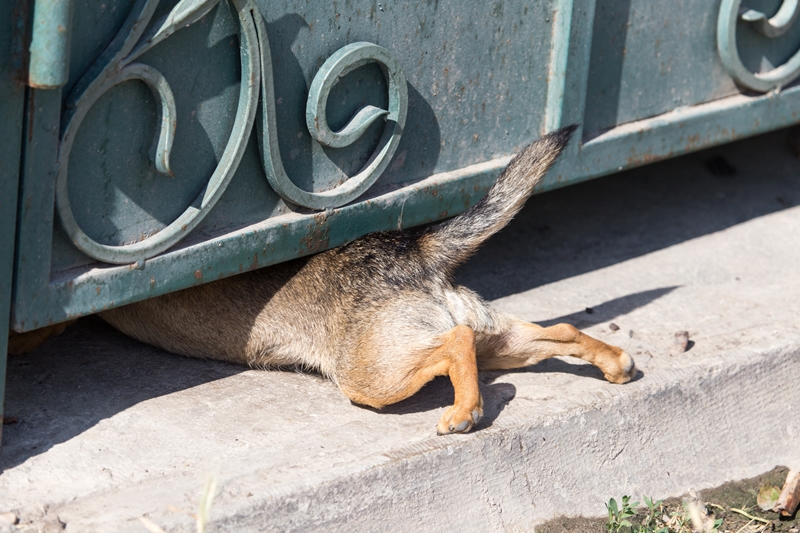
[419,125,577,273]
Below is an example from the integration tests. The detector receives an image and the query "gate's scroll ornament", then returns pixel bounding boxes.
[718,0,800,92]
[56,0,408,264]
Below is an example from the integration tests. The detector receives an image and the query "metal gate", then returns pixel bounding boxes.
[3,0,800,431]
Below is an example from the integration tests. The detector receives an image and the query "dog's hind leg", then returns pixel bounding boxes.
[476,317,636,384]
[338,325,484,435]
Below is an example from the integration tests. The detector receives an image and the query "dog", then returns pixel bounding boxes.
[9,125,636,434]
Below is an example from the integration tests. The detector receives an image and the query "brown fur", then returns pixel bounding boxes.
[11,126,636,434]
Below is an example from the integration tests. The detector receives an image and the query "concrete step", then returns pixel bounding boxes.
[2,129,800,532]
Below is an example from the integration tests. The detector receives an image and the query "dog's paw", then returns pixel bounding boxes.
[436,401,483,435]
[603,350,636,384]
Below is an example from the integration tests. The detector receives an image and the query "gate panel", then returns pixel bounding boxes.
[9,0,800,331]
[1,0,28,438]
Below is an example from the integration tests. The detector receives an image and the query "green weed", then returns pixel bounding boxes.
[606,495,638,532]
[605,494,724,533]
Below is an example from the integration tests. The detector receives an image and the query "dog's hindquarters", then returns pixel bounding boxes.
[331,126,595,433]
[333,293,484,434]
[88,126,636,436]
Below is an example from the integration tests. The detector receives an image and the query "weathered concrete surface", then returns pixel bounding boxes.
[2,128,800,532]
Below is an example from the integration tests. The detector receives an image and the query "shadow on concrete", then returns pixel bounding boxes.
[456,127,800,301]
[373,378,516,433]
[0,317,246,471]
[483,357,645,387]
[535,286,679,329]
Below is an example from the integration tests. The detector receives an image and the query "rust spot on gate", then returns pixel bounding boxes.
[26,90,35,143]
[300,212,331,253]
[11,0,32,84]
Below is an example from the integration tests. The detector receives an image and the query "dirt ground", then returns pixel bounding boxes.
[538,467,799,533]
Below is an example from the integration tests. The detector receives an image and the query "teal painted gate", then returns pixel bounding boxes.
[3,0,800,435]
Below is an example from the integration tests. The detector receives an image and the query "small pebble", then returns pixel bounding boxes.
[0,512,17,525]
[608,323,620,332]
[585,307,594,314]
[671,331,690,355]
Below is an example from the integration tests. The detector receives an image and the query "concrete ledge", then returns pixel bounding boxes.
[3,129,800,532]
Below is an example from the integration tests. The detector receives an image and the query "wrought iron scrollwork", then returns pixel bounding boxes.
[56,0,408,264]
[252,11,407,210]
[718,0,800,92]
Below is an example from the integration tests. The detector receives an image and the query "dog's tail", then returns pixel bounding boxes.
[419,124,577,274]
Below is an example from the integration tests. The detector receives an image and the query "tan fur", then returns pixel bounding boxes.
[8,127,636,434]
